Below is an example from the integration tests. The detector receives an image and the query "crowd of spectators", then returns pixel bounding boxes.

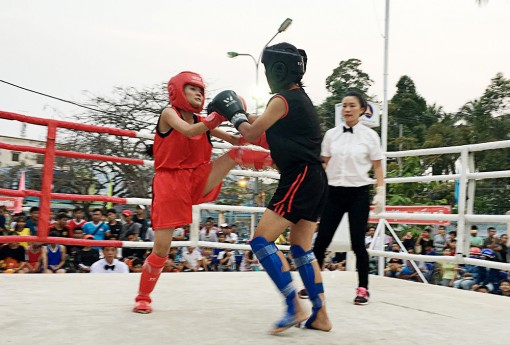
[1,205,509,297]
[0,206,262,274]
[371,224,510,297]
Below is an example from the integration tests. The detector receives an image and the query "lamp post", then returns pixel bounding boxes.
[227,18,293,207]
[226,17,292,115]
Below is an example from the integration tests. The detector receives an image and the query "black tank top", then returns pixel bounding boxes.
[266,88,323,173]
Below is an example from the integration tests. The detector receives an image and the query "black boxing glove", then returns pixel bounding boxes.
[209,90,249,129]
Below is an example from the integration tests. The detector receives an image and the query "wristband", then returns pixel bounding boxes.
[231,113,249,129]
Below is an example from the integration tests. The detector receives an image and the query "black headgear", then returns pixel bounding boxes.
[262,42,307,93]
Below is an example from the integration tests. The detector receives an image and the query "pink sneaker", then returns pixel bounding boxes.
[354,287,369,305]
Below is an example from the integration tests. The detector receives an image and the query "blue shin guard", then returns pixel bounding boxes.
[251,236,297,329]
[290,245,324,329]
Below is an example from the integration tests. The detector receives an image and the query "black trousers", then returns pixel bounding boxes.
[313,185,370,288]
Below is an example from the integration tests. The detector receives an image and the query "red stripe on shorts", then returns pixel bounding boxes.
[287,165,308,213]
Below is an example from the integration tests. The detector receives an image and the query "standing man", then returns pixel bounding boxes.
[434,225,447,255]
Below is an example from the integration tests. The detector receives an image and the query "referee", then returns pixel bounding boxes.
[311,90,385,305]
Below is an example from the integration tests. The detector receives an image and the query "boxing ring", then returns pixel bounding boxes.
[1,110,510,344]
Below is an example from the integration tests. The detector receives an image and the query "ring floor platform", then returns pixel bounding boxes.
[2,271,509,345]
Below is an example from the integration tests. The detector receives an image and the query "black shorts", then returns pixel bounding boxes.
[268,164,328,224]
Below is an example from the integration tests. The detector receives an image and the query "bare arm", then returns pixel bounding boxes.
[56,246,66,269]
[372,159,384,187]
[160,107,209,138]
[237,97,286,142]
[42,247,48,270]
[321,156,331,170]
[210,128,241,146]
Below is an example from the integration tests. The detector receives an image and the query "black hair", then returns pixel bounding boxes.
[106,208,117,214]
[49,230,60,237]
[342,90,368,111]
[74,207,83,212]
[29,206,39,213]
[449,230,457,236]
[471,225,478,230]
[132,258,143,266]
[91,208,103,215]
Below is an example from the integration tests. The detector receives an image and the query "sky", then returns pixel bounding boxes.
[1,0,509,140]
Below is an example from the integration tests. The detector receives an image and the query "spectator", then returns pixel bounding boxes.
[90,246,129,273]
[121,231,148,261]
[200,246,215,271]
[217,247,236,272]
[496,279,510,297]
[415,228,433,255]
[447,230,457,243]
[68,228,85,266]
[472,248,500,292]
[446,240,457,255]
[223,224,238,244]
[498,234,508,263]
[167,248,184,272]
[127,258,144,273]
[398,248,427,283]
[82,209,110,243]
[437,248,458,287]
[200,219,218,242]
[49,213,71,238]
[323,251,346,271]
[133,205,149,241]
[105,209,122,240]
[453,247,480,290]
[163,255,181,273]
[120,210,141,241]
[42,231,67,273]
[74,235,100,273]
[172,225,186,241]
[474,285,489,293]
[400,231,415,252]
[433,226,447,255]
[182,246,205,272]
[23,242,43,273]
[12,213,30,248]
[470,225,483,248]
[0,205,7,232]
[67,207,87,237]
[25,206,39,236]
[239,250,261,272]
[483,227,497,249]
[0,236,27,273]
[385,243,404,278]
[365,226,382,249]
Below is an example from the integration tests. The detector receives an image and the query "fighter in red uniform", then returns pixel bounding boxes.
[133,71,271,313]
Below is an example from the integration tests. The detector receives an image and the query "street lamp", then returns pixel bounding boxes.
[226,17,292,115]
[227,18,292,208]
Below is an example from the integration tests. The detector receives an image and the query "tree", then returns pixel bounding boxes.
[388,76,429,152]
[58,84,168,202]
[316,58,374,132]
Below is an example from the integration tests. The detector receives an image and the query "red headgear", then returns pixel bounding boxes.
[167,71,205,113]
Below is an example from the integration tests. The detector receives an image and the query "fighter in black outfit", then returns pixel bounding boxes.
[209,42,332,334]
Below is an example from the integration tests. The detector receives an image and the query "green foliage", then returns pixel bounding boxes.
[386,157,454,206]
[316,58,374,133]
[388,76,431,151]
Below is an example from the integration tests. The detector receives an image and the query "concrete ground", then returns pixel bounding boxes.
[1,271,509,345]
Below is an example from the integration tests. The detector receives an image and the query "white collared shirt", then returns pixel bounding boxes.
[322,123,384,187]
[90,258,129,273]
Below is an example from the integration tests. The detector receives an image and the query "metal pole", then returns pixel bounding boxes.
[382,0,390,155]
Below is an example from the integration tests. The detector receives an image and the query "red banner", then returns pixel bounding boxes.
[369,205,452,225]
[0,196,22,211]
